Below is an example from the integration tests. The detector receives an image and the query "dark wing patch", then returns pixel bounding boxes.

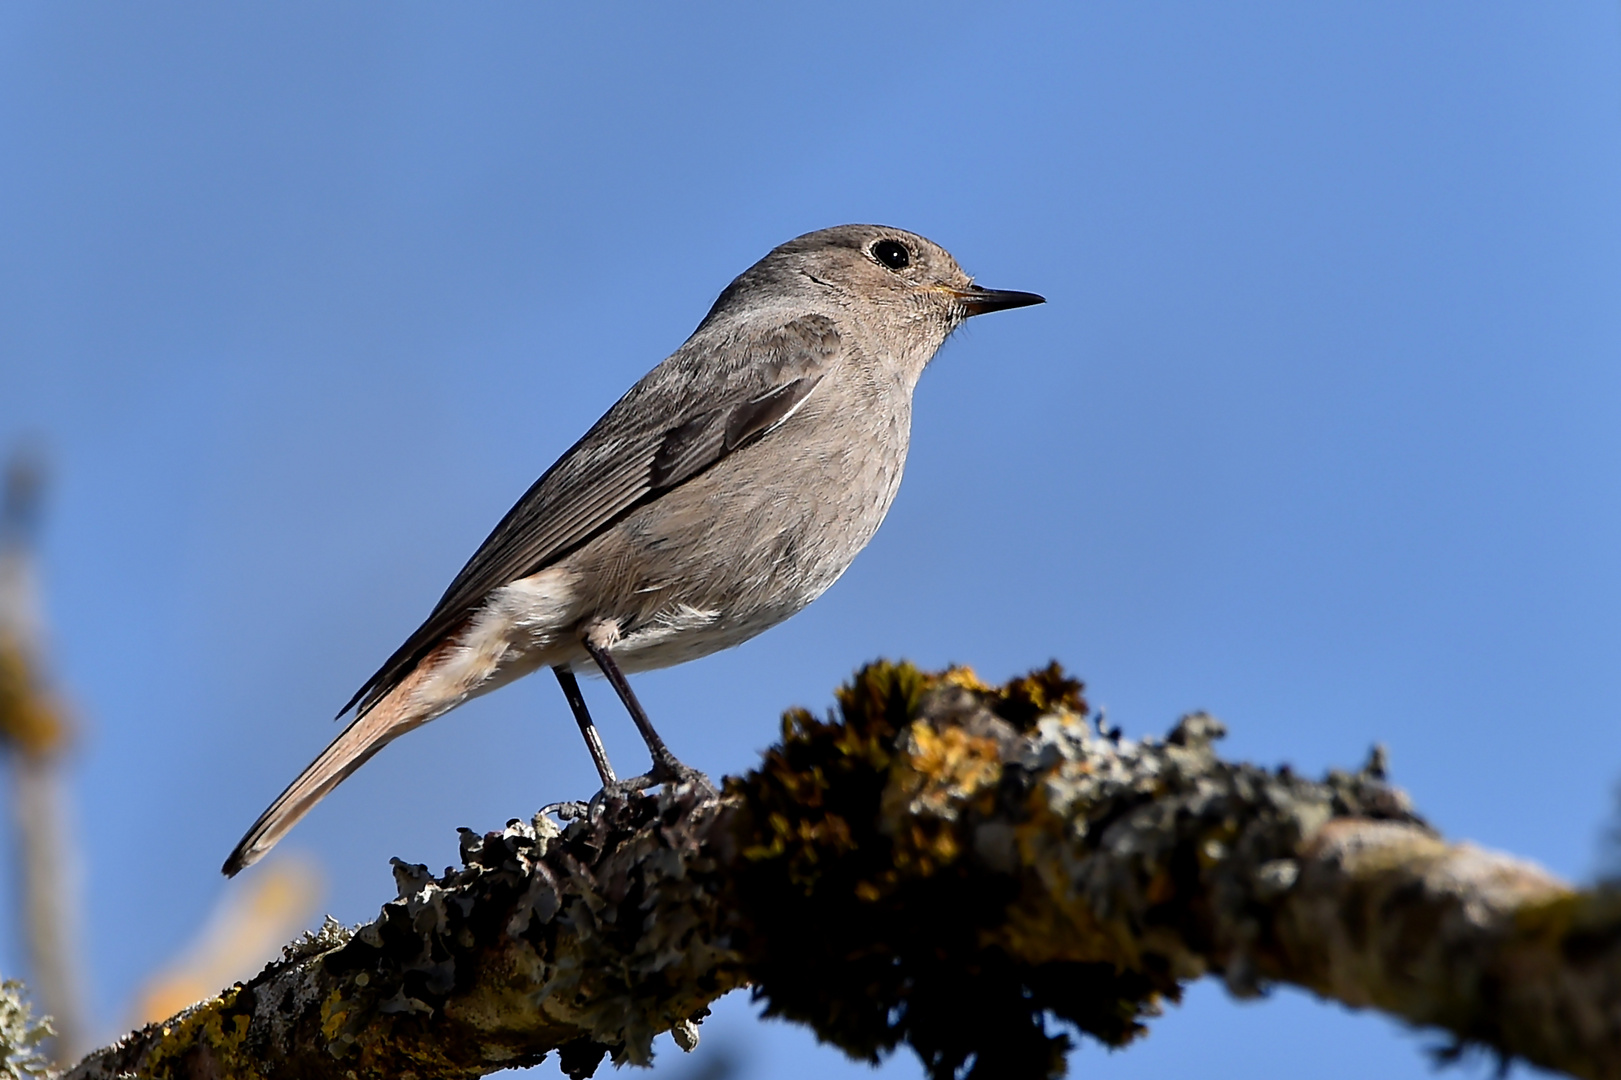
[647,409,723,491]
[340,314,842,718]
[650,376,822,489]
[724,377,823,451]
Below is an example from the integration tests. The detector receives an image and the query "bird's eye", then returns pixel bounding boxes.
[872,240,911,271]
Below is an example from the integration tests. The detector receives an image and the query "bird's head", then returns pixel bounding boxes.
[704,224,1044,382]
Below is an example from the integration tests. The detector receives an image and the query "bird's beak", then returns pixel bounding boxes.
[955,284,1046,316]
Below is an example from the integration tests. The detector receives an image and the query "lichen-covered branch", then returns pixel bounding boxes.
[67,663,1621,1080]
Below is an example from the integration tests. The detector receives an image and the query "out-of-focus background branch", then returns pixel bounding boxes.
[0,448,324,1068]
[0,449,86,1063]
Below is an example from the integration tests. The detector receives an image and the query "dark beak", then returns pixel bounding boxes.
[957,284,1046,316]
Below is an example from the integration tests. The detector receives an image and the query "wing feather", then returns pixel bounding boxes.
[341,314,842,717]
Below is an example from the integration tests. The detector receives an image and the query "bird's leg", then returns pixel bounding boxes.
[551,665,618,787]
[579,635,713,793]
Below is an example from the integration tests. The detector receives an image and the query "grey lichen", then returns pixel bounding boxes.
[279,916,352,966]
[0,976,56,1080]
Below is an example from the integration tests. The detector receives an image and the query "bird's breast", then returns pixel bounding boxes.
[575,366,912,670]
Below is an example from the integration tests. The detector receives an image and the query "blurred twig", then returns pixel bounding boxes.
[133,857,322,1026]
[0,447,86,1063]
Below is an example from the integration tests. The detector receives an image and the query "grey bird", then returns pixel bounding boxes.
[223,224,1043,876]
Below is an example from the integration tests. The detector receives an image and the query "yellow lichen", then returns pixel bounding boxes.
[321,987,359,1044]
[882,721,1003,823]
[940,665,991,694]
[139,986,254,1078]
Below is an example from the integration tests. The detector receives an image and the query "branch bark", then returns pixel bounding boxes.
[66,662,1621,1080]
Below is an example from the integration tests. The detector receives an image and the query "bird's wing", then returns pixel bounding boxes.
[340,313,841,718]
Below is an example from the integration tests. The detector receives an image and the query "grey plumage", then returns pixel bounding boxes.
[224,224,1042,876]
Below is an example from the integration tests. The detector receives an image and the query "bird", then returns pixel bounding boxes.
[222,224,1043,876]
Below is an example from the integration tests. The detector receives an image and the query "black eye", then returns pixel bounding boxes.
[872,239,910,271]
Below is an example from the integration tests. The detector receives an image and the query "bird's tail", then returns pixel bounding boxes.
[221,668,439,878]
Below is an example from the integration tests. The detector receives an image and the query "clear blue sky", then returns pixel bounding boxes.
[3,4,1619,1077]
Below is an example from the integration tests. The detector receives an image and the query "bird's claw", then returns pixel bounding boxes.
[588,758,714,810]
[650,757,716,795]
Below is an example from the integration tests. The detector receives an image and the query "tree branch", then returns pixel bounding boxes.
[1,448,87,1065]
[66,663,1621,1079]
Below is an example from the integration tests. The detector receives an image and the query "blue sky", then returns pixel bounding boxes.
[3,4,1619,1077]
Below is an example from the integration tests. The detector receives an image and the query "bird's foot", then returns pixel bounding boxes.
[649,755,716,795]
[584,773,657,817]
[591,756,714,806]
